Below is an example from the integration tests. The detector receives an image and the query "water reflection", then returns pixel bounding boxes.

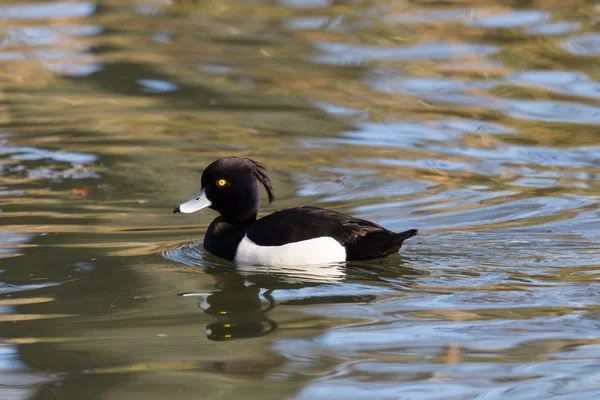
[182,284,277,341]
[314,41,497,64]
[166,243,421,341]
[0,232,57,399]
[1,0,600,398]
[0,2,96,20]
[166,244,287,341]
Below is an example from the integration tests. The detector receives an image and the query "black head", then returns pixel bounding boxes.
[174,157,274,224]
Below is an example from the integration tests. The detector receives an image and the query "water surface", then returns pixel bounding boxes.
[1,1,599,399]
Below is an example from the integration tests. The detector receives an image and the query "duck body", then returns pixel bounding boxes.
[174,157,417,266]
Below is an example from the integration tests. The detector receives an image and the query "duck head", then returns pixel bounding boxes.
[173,157,274,224]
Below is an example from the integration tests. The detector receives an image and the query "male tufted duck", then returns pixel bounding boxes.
[173,157,417,266]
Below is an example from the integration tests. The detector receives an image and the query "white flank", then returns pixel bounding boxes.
[234,235,346,266]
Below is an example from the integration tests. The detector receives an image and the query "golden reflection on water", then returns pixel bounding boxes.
[0,0,599,399]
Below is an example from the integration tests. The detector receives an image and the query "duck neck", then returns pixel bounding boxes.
[219,186,260,225]
[222,210,257,226]
[204,215,251,260]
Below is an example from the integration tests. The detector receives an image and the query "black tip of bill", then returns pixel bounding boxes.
[173,206,181,214]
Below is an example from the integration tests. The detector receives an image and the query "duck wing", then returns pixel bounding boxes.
[246,206,417,260]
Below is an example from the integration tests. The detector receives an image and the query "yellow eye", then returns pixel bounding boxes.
[217,179,227,187]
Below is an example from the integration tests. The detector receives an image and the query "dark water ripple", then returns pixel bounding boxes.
[0,0,599,399]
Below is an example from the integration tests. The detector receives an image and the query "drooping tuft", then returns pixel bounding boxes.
[248,159,275,204]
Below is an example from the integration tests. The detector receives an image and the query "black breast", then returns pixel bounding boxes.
[203,217,246,261]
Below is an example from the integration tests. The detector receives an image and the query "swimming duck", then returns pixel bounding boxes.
[173,157,417,266]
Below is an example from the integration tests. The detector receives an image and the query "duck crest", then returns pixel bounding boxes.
[249,160,274,204]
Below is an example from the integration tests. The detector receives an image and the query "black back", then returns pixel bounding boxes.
[246,206,418,261]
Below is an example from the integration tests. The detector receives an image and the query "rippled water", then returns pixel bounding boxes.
[1,1,599,399]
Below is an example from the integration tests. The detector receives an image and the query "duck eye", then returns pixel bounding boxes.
[217,179,227,187]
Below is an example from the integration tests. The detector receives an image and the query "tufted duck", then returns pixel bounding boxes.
[173,157,417,265]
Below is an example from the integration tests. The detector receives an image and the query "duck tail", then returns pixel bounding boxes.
[391,229,418,245]
[346,228,418,261]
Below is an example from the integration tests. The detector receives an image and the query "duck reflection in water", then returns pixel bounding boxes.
[174,253,423,341]
[179,261,344,341]
[183,284,277,341]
